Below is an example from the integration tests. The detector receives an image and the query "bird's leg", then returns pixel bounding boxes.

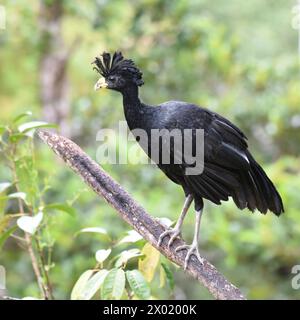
[157,194,193,248]
[175,208,204,269]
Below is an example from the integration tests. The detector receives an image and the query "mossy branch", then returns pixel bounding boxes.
[36,129,246,300]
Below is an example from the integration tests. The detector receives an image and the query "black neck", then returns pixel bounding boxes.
[122,85,140,109]
[121,85,143,128]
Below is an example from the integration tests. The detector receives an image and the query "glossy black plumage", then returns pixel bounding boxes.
[93,52,284,216]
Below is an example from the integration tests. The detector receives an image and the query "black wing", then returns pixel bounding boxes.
[183,111,283,215]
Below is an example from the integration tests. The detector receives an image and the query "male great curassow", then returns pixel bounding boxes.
[93,51,284,269]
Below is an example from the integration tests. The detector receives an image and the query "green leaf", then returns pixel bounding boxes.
[18,121,56,133]
[71,269,108,300]
[0,215,11,233]
[7,192,27,201]
[101,268,125,300]
[126,270,151,300]
[161,262,174,290]
[44,203,76,217]
[70,270,94,300]
[115,249,142,268]
[0,125,6,135]
[9,133,27,143]
[118,230,143,245]
[138,243,160,282]
[78,227,107,234]
[0,182,11,193]
[0,214,22,234]
[13,111,33,123]
[0,198,7,217]
[0,226,17,249]
[0,183,11,215]
[17,211,43,235]
[159,266,166,288]
[82,269,109,300]
[95,249,111,263]
[15,156,38,205]
[75,227,109,239]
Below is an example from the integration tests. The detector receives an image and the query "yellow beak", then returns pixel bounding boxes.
[94,77,108,90]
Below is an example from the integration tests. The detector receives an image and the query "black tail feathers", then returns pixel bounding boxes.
[244,152,284,216]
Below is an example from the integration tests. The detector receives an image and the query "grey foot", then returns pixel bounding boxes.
[157,228,181,248]
[175,244,204,270]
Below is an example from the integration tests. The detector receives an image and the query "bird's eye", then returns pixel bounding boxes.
[108,76,116,82]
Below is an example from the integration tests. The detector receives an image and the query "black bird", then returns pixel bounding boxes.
[93,52,284,269]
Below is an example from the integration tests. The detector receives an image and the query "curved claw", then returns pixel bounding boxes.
[157,228,181,248]
[175,244,204,270]
[175,244,190,253]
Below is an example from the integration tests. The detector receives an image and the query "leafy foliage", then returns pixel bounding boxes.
[0,0,299,299]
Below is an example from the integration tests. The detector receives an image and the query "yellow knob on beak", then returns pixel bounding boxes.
[94,77,108,90]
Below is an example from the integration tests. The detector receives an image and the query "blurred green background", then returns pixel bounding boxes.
[0,0,300,299]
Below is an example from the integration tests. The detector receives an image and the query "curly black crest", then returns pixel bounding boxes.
[93,51,144,86]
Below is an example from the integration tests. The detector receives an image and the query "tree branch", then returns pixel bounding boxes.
[36,129,246,300]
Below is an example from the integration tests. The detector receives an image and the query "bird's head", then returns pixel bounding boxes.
[93,51,144,92]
